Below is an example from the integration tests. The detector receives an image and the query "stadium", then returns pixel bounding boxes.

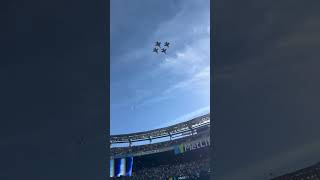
[110,113,211,180]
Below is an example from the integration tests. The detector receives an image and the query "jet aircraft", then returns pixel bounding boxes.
[153,47,159,53]
[155,41,161,47]
[164,42,170,48]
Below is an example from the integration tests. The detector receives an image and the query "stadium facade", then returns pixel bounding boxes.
[110,113,211,179]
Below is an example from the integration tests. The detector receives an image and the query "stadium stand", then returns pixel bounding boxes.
[111,129,209,157]
[110,114,211,180]
[110,114,210,144]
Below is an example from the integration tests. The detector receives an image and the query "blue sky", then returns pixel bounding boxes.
[110,0,210,135]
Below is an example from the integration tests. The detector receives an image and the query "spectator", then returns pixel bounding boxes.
[111,158,210,180]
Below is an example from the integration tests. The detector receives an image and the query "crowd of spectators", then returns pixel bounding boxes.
[111,158,210,180]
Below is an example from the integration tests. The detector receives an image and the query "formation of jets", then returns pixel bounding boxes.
[153,41,170,54]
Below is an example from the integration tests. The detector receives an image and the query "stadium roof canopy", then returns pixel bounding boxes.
[110,113,210,144]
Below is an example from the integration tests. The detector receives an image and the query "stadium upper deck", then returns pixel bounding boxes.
[110,113,210,144]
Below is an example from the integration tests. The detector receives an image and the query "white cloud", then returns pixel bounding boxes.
[135,95,175,109]
[154,106,210,129]
[111,0,210,110]
[131,29,210,109]
[163,66,210,95]
[133,65,210,110]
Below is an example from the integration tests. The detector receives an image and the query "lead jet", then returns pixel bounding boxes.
[153,47,159,54]
[164,42,170,48]
[155,41,161,47]
[161,48,167,54]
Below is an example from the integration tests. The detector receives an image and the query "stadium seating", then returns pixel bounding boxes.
[110,114,211,180]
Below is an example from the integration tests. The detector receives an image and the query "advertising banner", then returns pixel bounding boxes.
[174,136,210,154]
[110,157,133,177]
